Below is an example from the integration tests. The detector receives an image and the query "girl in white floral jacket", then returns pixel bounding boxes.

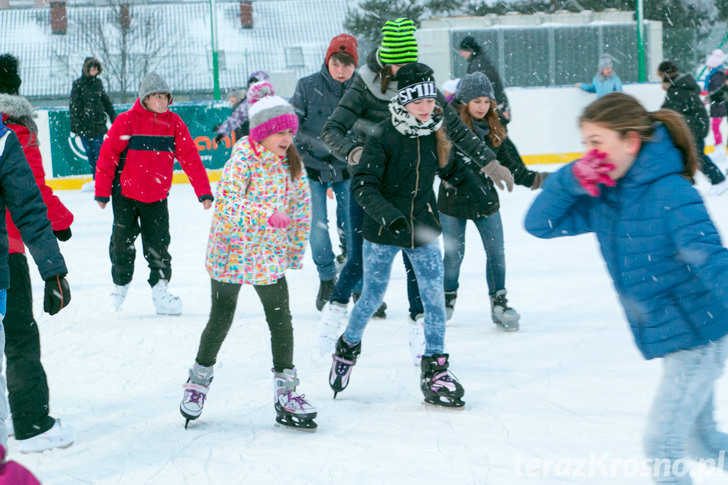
[179,82,318,431]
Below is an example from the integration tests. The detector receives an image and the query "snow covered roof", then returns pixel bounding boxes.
[0,0,349,99]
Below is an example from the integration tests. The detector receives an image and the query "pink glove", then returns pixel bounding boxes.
[268,210,291,229]
[572,149,616,197]
[0,444,41,485]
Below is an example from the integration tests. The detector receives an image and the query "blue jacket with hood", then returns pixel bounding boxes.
[525,125,728,359]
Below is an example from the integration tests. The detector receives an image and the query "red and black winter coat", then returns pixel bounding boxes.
[0,121,67,288]
[95,99,213,204]
[0,94,74,255]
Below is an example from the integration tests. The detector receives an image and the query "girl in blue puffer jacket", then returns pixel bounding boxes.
[525,92,728,484]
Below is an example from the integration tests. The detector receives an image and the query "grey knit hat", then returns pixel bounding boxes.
[456,71,495,104]
[598,54,613,71]
[138,72,171,102]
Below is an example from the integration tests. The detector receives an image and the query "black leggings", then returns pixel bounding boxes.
[195,277,294,372]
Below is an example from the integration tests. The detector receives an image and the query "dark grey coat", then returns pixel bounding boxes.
[291,64,353,183]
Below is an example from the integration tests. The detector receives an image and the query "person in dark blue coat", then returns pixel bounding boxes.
[0,118,71,449]
[525,92,728,483]
[291,33,358,311]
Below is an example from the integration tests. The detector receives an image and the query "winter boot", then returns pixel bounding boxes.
[152,279,182,315]
[709,178,728,197]
[111,283,130,311]
[329,335,362,397]
[180,362,213,428]
[353,292,387,319]
[319,301,348,356]
[490,290,520,331]
[445,291,457,321]
[17,419,74,453]
[273,368,317,431]
[316,278,336,311]
[407,313,425,366]
[420,354,465,409]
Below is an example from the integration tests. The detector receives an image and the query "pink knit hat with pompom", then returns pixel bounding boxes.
[246,81,298,143]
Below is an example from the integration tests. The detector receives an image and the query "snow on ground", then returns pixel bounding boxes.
[7,164,728,485]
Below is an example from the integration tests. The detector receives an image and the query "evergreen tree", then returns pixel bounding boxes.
[344,0,426,44]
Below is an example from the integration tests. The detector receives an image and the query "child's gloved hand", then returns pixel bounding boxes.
[268,210,291,229]
[572,149,616,196]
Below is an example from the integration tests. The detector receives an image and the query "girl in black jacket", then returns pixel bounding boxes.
[439,72,548,331]
[328,62,465,408]
[318,18,514,360]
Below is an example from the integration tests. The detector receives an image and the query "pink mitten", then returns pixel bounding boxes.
[268,210,291,229]
[572,149,616,196]
[0,444,41,485]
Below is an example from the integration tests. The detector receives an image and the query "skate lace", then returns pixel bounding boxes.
[333,355,354,375]
[185,389,206,405]
[283,392,310,410]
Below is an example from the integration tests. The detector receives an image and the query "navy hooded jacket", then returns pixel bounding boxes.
[525,125,728,359]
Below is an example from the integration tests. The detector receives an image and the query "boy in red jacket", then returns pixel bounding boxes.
[95,72,213,315]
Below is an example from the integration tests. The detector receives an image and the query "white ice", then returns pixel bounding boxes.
[8,164,728,485]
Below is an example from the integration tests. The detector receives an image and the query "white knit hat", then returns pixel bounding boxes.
[246,81,298,143]
[706,49,725,69]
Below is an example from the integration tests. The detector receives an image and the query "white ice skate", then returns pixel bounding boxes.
[319,302,348,356]
[408,313,425,365]
[111,284,130,311]
[180,363,213,429]
[152,280,182,315]
[18,419,74,453]
[273,368,317,431]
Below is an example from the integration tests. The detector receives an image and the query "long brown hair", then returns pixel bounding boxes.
[375,64,396,95]
[286,144,303,180]
[458,100,506,148]
[434,116,451,169]
[579,92,698,183]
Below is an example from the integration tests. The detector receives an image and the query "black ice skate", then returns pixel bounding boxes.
[329,335,361,398]
[420,354,465,409]
[490,290,520,331]
[274,368,317,432]
[180,363,214,428]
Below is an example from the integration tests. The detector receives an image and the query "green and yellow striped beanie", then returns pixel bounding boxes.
[379,18,418,65]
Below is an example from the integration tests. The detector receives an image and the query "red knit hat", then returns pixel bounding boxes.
[325,34,359,66]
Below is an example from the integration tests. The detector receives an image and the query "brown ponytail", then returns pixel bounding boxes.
[434,123,451,168]
[286,144,303,181]
[579,92,697,183]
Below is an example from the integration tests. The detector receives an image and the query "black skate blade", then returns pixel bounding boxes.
[275,416,318,432]
[184,419,191,429]
[423,397,466,410]
[333,391,338,399]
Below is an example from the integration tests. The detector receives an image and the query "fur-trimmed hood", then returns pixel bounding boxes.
[0,93,38,135]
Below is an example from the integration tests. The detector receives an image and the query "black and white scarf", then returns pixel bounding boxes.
[388,99,443,138]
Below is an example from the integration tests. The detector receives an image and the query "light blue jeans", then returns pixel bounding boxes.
[343,239,446,356]
[440,211,505,297]
[308,178,350,281]
[644,334,728,484]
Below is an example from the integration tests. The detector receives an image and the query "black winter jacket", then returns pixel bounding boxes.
[321,50,497,169]
[291,64,352,183]
[353,115,457,249]
[467,51,510,114]
[661,74,709,140]
[438,115,537,220]
[0,126,67,288]
[706,68,727,118]
[69,70,116,137]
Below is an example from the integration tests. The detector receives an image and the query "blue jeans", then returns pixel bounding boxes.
[308,178,350,281]
[330,198,423,316]
[80,135,104,178]
[643,335,728,484]
[440,211,505,297]
[343,239,446,356]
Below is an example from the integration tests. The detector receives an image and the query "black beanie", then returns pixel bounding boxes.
[396,62,437,105]
[459,36,480,54]
[0,54,21,95]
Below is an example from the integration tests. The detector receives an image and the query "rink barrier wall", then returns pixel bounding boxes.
[40,83,721,190]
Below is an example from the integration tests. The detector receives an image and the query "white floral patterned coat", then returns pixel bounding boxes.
[206,137,310,285]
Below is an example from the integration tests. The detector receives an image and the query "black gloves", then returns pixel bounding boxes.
[44,274,71,315]
[53,228,72,241]
[212,124,220,132]
[388,216,409,236]
[213,133,224,145]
